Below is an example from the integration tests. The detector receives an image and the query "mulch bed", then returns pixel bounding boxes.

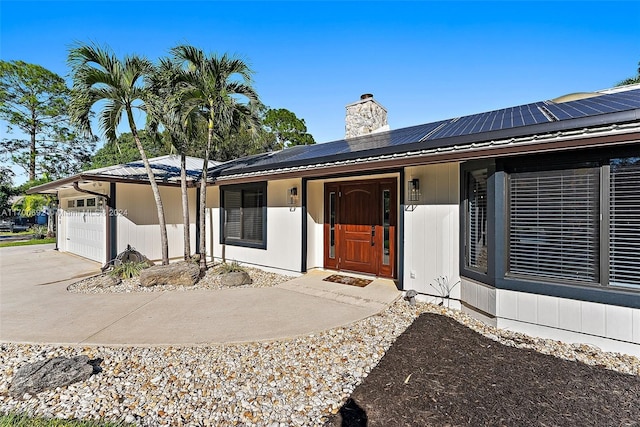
[323,274,373,287]
[326,313,640,426]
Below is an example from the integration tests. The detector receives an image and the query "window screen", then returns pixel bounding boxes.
[508,168,600,283]
[222,184,266,247]
[609,158,640,289]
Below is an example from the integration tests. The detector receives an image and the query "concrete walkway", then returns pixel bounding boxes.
[0,245,400,346]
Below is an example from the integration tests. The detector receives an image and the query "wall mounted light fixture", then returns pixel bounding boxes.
[408,178,420,202]
[288,187,298,207]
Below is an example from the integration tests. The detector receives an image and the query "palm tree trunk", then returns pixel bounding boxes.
[180,153,191,260]
[127,110,170,265]
[198,123,213,273]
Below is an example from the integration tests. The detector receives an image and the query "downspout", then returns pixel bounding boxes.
[397,169,405,291]
[195,189,201,256]
[72,182,112,264]
[301,178,308,273]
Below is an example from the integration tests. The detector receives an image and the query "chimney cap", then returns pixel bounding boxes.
[360,93,373,100]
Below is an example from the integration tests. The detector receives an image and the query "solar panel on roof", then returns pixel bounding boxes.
[212,88,640,176]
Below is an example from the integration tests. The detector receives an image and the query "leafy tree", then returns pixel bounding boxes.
[0,60,96,181]
[86,131,171,170]
[263,108,315,150]
[617,61,640,86]
[217,124,275,162]
[0,167,16,218]
[68,43,170,265]
[12,177,55,234]
[172,45,260,272]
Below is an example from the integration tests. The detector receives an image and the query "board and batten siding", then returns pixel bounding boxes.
[115,183,197,261]
[206,178,303,274]
[403,163,460,307]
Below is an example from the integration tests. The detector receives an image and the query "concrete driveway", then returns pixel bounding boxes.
[0,245,400,346]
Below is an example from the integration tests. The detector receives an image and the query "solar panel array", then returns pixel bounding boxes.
[214,88,640,176]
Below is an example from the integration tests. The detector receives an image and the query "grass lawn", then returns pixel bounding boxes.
[0,238,56,248]
[0,413,127,426]
[0,230,34,236]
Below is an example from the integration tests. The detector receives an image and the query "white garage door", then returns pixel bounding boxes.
[64,207,106,263]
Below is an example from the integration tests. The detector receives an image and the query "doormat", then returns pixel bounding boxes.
[323,274,373,287]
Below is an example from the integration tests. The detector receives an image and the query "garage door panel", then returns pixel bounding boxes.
[65,209,105,263]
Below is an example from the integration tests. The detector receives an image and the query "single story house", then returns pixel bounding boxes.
[31,85,640,357]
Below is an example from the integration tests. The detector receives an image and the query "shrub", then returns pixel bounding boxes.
[218,260,246,274]
[109,261,149,279]
[29,225,48,239]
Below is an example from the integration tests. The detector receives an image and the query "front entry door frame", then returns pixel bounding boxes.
[323,177,397,278]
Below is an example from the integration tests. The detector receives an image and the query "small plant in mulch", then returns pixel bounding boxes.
[109,261,149,279]
[428,275,460,307]
[217,260,246,274]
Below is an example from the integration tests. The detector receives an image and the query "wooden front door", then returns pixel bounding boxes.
[324,178,397,278]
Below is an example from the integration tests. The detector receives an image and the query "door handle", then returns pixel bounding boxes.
[371,226,375,246]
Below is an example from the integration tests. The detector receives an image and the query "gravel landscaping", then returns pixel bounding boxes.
[67,265,295,294]
[2,270,639,426]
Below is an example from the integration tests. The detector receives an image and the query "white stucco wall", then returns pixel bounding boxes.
[403,163,460,308]
[115,183,197,261]
[206,178,303,274]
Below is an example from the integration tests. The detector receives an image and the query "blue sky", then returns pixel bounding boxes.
[1,1,639,184]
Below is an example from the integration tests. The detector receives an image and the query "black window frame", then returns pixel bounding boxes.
[220,182,267,249]
[460,146,640,310]
[460,160,497,284]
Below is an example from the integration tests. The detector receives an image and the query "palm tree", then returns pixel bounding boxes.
[68,43,170,265]
[171,45,259,272]
[146,58,202,260]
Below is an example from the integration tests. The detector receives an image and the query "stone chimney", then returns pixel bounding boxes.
[345,93,389,139]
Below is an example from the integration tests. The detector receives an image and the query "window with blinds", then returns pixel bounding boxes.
[466,169,488,272]
[221,184,266,248]
[508,168,600,283]
[609,158,640,289]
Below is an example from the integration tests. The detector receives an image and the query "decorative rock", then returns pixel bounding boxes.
[220,271,252,287]
[9,355,96,397]
[140,262,199,287]
[97,274,121,288]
